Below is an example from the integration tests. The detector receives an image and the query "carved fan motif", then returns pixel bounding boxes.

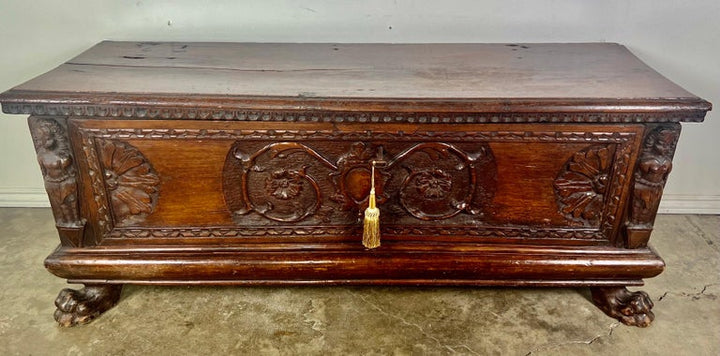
[554,145,614,226]
[98,140,160,225]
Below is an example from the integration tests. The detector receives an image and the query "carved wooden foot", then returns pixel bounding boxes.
[53,284,123,327]
[590,286,655,327]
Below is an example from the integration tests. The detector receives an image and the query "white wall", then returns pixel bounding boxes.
[1,0,718,212]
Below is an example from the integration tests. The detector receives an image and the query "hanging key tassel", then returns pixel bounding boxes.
[362,162,381,249]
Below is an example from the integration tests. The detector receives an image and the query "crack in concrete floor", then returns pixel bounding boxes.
[683,215,719,253]
[523,323,619,355]
[658,283,720,302]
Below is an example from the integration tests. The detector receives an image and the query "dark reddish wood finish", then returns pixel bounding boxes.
[0,42,711,327]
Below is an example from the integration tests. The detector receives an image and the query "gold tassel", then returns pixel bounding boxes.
[362,162,381,249]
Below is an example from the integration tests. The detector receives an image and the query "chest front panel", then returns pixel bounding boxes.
[67,118,643,247]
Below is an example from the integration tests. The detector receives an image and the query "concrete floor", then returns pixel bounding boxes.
[0,208,717,355]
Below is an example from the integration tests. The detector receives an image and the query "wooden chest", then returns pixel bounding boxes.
[0,42,710,327]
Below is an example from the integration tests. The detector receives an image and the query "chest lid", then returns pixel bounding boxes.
[0,42,710,121]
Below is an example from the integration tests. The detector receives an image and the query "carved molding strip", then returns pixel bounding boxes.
[600,139,633,239]
[5,103,706,123]
[107,226,604,240]
[80,127,635,143]
[80,132,113,236]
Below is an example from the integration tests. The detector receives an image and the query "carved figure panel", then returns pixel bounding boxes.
[223,141,497,228]
[30,118,80,225]
[29,117,84,247]
[96,140,160,226]
[625,125,680,248]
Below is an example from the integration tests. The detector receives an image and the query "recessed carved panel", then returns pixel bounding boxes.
[80,123,639,242]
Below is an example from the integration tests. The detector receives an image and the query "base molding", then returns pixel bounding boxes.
[0,187,49,207]
[1,189,718,214]
[67,278,645,287]
[45,244,664,283]
[658,194,720,214]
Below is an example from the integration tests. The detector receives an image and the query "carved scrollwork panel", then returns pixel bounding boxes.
[223,140,497,226]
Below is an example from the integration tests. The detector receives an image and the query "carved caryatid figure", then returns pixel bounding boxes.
[30,118,80,226]
[630,127,679,226]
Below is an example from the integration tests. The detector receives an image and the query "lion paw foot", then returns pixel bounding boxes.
[591,287,654,327]
[54,285,122,327]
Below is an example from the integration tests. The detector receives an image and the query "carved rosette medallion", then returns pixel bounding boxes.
[394,143,496,220]
[97,140,160,226]
[554,145,615,226]
[224,142,325,223]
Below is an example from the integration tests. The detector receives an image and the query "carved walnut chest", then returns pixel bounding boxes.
[0,42,710,327]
